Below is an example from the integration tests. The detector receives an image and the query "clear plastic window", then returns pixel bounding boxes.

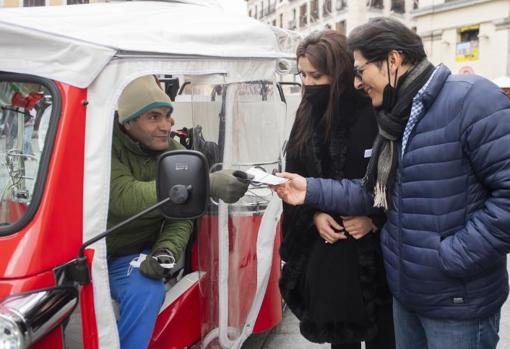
[0,80,53,227]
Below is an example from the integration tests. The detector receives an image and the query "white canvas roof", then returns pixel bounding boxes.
[0,1,297,87]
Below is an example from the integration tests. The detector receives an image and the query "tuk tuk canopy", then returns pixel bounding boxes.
[0,1,298,88]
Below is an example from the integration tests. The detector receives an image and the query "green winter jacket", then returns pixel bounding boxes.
[106,122,193,258]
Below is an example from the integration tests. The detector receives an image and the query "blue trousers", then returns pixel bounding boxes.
[393,298,500,349]
[108,253,165,349]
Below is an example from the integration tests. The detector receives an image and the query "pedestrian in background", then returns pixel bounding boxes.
[280,30,395,349]
[274,17,510,349]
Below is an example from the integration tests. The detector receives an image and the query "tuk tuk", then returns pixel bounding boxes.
[0,2,302,348]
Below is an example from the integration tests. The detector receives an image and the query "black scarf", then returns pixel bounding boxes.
[363,59,435,208]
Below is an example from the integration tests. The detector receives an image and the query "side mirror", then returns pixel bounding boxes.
[157,150,209,219]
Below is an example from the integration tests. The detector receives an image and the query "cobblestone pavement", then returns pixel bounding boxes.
[244,259,510,349]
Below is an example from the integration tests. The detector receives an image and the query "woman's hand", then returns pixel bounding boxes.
[342,216,377,240]
[313,212,346,243]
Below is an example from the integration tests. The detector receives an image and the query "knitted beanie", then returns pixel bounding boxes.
[118,75,173,124]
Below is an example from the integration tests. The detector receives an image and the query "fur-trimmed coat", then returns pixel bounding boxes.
[280,94,391,344]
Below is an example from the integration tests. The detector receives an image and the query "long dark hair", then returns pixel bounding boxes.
[287,30,358,157]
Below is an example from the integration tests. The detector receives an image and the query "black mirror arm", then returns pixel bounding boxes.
[79,197,171,258]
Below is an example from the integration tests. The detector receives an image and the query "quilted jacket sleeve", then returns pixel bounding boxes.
[439,79,510,278]
[154,219,193,260]
[109,153,159,217]
[305,178,377,216]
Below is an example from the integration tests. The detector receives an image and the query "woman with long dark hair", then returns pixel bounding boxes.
[280,30,395,349]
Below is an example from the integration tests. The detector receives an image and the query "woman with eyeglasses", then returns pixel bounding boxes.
[280,30,395,349]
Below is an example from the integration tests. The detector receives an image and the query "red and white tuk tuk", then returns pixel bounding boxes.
[0,2,302,348]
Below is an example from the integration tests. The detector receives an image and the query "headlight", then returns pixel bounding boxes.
[0,287,78,349]
[0,312,24,349]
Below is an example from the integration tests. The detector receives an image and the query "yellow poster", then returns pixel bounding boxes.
[456,25,480,62]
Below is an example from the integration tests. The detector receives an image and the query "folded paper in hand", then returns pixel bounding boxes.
[246,167,288,185]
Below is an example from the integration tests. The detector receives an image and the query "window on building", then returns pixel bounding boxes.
[460,26,479,43]
[279,13,283,28]
[323,0,332,17]
[311,0,319,21]
[456,25,479,62]
[288,8,297,29]
[260,1,264,18]
[336,20,346,35]
[23,0,44,6]
[299,3,307,28]
[367,0,383,10]
[67,0,89,4]
[413,0,419,10]
[268,0,275,15]
[255,5,258,19]
[273,19,277,26]
[249,9,252,17]
[336,0,346,11]
[391,0,404,13]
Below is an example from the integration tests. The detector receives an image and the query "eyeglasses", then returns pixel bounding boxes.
[353,58,378,80]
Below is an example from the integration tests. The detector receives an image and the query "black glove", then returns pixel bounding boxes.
[140,249,176,280]
[209,169,251,203]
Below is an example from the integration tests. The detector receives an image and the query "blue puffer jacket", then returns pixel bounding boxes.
[305,65,510,320]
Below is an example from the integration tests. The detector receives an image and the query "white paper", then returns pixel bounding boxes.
[246,167,288,185]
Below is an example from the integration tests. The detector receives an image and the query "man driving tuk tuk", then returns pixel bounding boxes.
[107,75,249,349]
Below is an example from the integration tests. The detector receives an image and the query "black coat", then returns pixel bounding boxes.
[280,94,391,344]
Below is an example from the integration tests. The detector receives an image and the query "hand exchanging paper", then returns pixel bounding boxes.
[272,172,308,206]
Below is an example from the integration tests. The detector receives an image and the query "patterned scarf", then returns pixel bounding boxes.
[363,58,434,209]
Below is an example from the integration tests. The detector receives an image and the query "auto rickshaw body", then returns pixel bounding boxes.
[0,2,302,348]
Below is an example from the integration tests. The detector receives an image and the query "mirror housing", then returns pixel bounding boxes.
[157,150,209,219]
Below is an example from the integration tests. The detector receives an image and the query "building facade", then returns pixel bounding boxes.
[413,0,510,80]
[246,0,417,35]
[1,0,100,7]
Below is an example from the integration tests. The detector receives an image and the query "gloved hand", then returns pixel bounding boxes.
[209,169,251,203]
[140,249,176,280]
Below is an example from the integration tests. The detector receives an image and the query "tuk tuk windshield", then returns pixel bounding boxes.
[0,78,54,229]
